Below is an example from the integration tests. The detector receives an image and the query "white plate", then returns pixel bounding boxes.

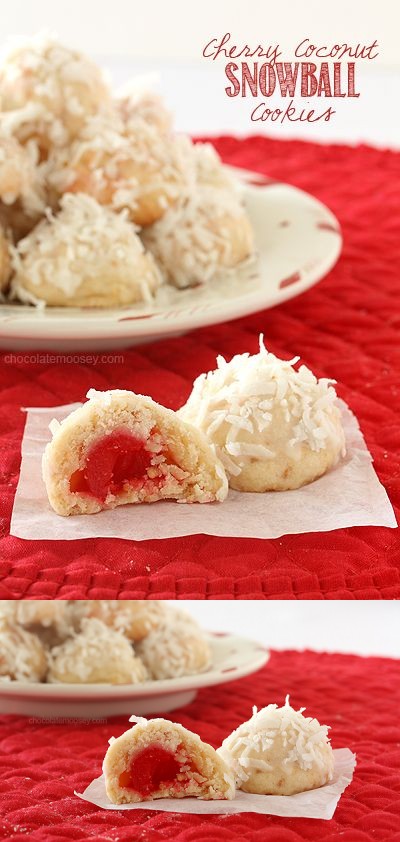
[0,175,341,351]
[0,632,269,719]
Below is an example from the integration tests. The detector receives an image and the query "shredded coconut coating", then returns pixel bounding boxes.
[47,618,148,685]
[142,183,254,288]
[178,336,346,490]
[0,600,215,687]
[0,618,48,682]
[0,32,112,152]
[136,616,211,680]
[218,697,334,794]
[10,192,162,307]
[47,110,186,227]
[103,715,235,803]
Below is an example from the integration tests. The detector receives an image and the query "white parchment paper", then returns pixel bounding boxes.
[10,400,396,541]
[76,748,355,820]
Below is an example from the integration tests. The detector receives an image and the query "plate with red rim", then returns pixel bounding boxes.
[0,171,342,351]
[0,632,269,719]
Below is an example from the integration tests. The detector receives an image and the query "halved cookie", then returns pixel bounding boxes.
[103,716,235,803]
[42,389,228,515]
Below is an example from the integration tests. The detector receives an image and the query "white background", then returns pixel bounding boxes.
[0,0,398,147]
[173,601,400,658]
[1,0,398,66]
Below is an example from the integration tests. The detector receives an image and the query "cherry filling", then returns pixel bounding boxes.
[119,745,182,797]
[69,430,153,502]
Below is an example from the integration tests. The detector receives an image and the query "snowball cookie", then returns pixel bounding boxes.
[0,618,48,682]
[42,388,228,516]
[10,193,162,307]
[103,715,235,803]
[0,34,111,155]
[83,600,167,642]
[47,111,186,227]
[178,337,346,491]
[217,699,334,795]
[142,185,254,288]
[47,618,148,684]
[136,616,211,680]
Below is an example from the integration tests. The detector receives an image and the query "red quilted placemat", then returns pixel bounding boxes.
[0,136,399,599]
[1,649,399,842]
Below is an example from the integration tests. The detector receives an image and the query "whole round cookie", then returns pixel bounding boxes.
[0,618,48,682]
[136,615,211,680]
[0,33,111,154]
[47,618,148,684]
[103,715,235,803]
[42,388,227,516]
[48,110,185,227]
[11,193,162,307]
[179,337,346,491]
[142,183,254,289]
[217,698,334,795]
